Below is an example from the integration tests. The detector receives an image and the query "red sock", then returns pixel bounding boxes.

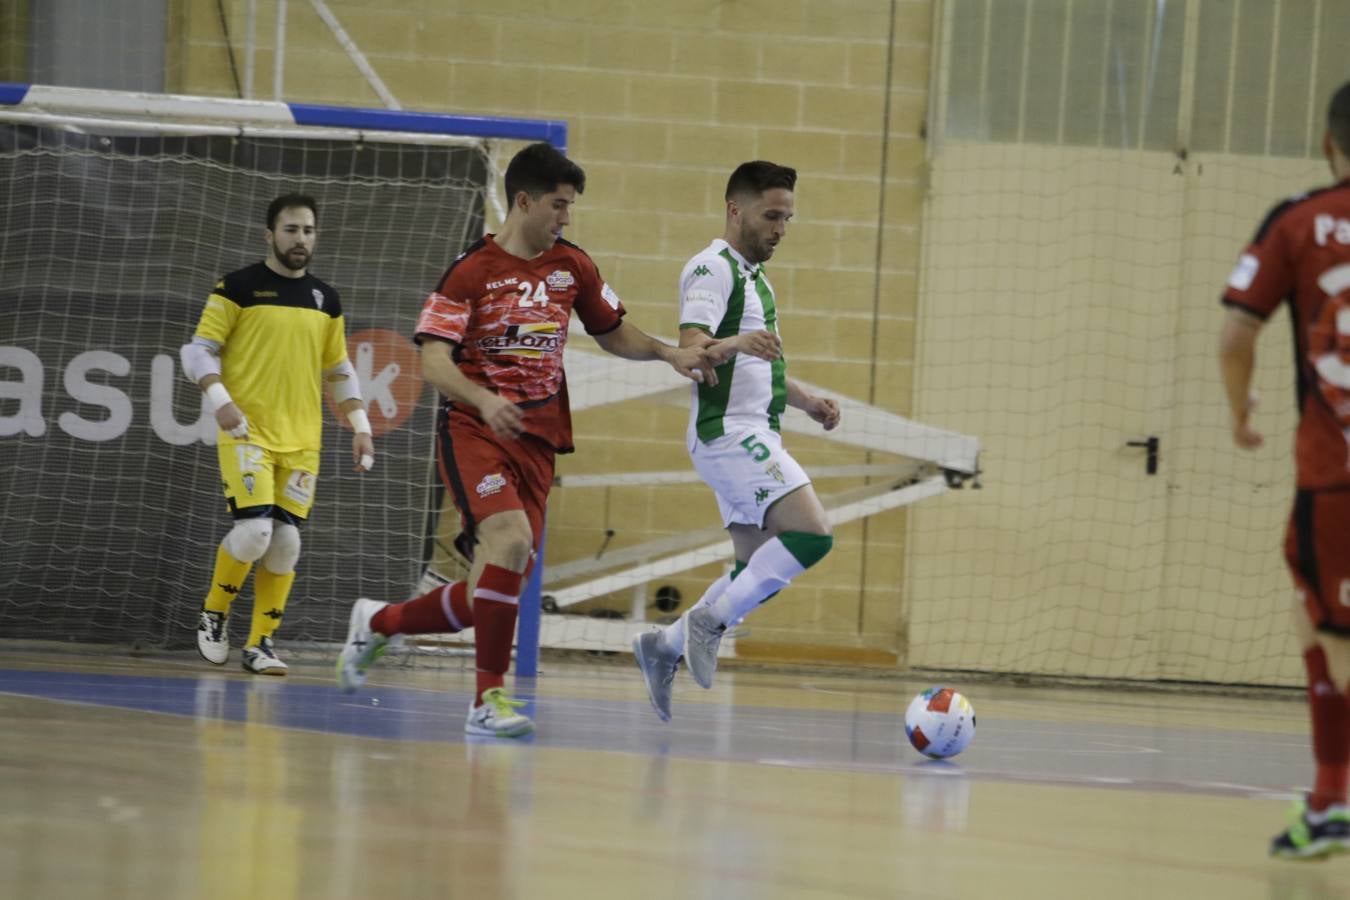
[371,581,470,635]
[472,564,522,706]
[1304,645,1349,812]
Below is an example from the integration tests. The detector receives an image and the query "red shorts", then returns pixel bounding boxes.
[1285,489,1350,633]
[437,408,554,553]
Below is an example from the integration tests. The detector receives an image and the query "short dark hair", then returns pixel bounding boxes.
[1330,82,1350,158]
[504,142,585,201]
[267,193,318,230]
[725,161,797,202]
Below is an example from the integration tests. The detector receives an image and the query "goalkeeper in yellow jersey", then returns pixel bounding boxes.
[180,193,375,675]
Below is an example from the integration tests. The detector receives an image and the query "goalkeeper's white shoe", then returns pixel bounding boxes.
[465,687,534,738]
[196,609,229,665]
[336,598,403,693]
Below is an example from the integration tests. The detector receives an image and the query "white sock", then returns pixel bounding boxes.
[708,538,805,627]
[1308,804,1347,824]
[661,571,731,654]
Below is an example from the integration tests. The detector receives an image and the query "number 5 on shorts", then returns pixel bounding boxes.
[740,434,770,462]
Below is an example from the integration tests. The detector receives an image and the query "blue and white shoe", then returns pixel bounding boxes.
[241,635,287,676]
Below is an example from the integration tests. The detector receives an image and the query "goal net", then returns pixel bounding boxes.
[0,85,506,653]
[908,0,1350,689]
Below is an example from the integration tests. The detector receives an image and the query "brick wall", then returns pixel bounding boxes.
[170,0,932,661]
[0,0,28,82]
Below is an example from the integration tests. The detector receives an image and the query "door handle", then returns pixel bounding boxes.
[1125,436,1159,475]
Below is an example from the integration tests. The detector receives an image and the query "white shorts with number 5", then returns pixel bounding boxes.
[689,427,811,528]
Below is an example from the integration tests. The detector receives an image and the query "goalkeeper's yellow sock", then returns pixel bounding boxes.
[204,543,251,615]
[248,568,296,647]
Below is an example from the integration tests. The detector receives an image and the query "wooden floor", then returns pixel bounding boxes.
[0,647,1345,900]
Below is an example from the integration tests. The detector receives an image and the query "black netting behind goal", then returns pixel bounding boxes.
[0,122,487,650]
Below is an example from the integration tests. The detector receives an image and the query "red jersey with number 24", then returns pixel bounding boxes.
[415,234,626,452]
[1223,180,1350,489]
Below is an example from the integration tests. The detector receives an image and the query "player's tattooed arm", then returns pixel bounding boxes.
[595,321,719,386]
[682,326,781,365]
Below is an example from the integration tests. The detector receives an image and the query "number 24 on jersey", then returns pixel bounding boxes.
[516,281,549,308]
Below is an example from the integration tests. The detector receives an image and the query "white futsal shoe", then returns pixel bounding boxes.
[196,609,229,665]
[336,597,404,693]
[241,636,288,675]
[632,630,680,721]
[683,607,727,689]
[465,687,534,738]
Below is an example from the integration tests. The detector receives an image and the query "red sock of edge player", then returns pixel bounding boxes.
[471,564,523,706]
[1305,645,1349,812]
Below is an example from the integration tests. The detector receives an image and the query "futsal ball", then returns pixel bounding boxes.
[904,687,976,759]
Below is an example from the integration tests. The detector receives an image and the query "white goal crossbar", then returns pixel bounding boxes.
[0,83,567,148]
[562,345,981,474]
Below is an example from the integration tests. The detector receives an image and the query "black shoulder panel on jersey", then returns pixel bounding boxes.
[222,262,341,315]
[432,237,488,291]
[215,262,264,305]
[1249,198,1298,246]
[1249,183,1348,245]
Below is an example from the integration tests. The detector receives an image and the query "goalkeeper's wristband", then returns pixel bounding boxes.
[348,408,373,435]
[205,382,233,412]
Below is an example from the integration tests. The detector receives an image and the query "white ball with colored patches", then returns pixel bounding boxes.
[904,687,976,759]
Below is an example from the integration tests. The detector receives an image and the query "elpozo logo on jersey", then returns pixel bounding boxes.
[477,322,562,358]
[545,269,575,291]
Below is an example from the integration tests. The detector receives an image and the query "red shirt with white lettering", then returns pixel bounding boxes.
[1223,180,1350,489]
[415,234,625,452]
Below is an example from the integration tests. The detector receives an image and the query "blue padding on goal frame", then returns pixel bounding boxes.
[0,83,31,105]
[288,102,567,151]
[515,523,547,679]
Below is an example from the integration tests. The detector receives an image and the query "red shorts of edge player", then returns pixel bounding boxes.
[1285,489,1350,633]
[437,407,554,566]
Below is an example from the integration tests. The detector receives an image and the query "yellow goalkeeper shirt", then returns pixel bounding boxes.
[193,261,348,453]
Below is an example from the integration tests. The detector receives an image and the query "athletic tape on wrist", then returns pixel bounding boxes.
[347,408,372,435]
[205,382,233,411]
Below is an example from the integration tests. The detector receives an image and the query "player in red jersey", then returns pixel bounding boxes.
[1221,81,1350,859]
[336,142,715,737]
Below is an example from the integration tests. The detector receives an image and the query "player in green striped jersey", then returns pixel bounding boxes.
[633,161,840,721]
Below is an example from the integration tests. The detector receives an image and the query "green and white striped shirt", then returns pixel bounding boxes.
[679,239,788,444]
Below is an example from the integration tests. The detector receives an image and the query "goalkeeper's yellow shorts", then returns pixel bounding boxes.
[217,442,320,522]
